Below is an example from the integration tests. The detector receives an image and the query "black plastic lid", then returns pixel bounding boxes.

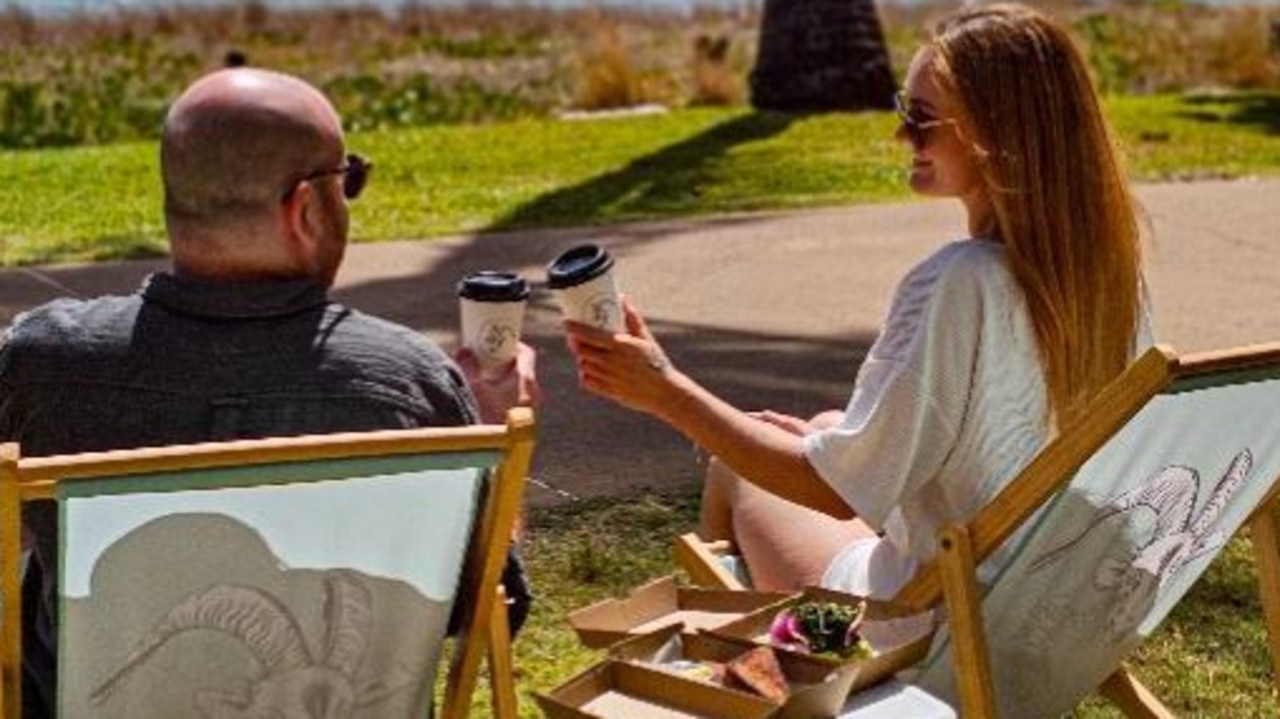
[546,244,614,290]
[457,271,530,302]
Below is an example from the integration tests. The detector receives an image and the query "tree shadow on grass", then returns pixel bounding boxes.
[1175,92,1280,135]
[487,111,797,231]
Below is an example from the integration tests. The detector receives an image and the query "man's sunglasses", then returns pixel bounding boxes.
[893,92,956,150]
[285,153,372,201]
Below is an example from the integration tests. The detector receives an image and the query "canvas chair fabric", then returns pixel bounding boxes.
[675,343,1280,718]
[914,352,1280,716]
[0,408,534,719]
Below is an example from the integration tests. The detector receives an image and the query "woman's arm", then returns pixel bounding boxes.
[565,300,853,519]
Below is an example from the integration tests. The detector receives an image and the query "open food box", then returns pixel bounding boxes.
[536,622,848,719]
[567,575,792,649]
[552,580,936,718]
[708,586,933,694]
[534,658,778,719]
[609,623,863,719]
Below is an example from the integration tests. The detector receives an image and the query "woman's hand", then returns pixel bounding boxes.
[456,342,541,424]
[565,298,681,418]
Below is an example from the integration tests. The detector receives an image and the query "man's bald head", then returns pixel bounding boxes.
[161,69,344,250]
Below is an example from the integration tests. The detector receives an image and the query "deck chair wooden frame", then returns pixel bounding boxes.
[676,342,1280,718]
[0,407,535,719]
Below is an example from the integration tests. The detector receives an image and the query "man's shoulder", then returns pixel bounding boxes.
[6,294,142,349]
[324,306,455,367]
[320,305,478,423]
[1,295,142,382]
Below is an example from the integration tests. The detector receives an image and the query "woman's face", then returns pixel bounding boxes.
[897,48,986,204]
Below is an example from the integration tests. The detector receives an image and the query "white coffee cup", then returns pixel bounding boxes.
[457,271,530,372]
[546,244,622,333]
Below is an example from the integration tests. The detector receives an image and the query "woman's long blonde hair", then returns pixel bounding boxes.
[930,3,1143,429]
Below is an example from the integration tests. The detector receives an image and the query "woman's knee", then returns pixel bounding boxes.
[699,456,740,540]
[704,456,742,497]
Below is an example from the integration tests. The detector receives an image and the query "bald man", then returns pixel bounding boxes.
[0,69,535,717]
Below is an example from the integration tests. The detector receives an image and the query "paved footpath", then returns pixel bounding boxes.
[3,178,1279,507]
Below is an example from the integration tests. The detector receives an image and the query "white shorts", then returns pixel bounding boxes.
[821,536,934,651]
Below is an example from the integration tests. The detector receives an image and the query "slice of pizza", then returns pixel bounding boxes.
[726,646,790,702]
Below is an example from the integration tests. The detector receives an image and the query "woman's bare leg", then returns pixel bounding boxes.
[699,451,874,592]
[700,408,848,543]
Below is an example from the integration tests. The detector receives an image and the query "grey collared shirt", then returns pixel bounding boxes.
[0,271,479,452]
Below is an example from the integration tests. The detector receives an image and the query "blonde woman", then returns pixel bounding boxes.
[566,3,1148,646]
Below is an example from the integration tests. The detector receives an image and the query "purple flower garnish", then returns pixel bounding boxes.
[768,610,810,652]
[771,600,870,658]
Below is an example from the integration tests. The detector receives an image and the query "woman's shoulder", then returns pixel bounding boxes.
[874,240,1011,362]
[917,238,1007,276]
[875,240,1024,360]
[898,239,1013,303]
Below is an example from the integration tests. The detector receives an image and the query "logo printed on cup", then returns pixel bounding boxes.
[478,319,519,359]
[547,244,623,333]
[457,271,530,372]
[586,292,621,331]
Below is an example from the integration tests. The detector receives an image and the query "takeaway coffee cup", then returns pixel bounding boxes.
[546,244,623,333]
[457,271,530,372]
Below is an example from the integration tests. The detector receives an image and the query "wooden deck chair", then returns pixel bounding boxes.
[0,407,534,719]
[676,342,1280,718]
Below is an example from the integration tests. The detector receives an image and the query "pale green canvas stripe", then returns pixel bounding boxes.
[56,450,501,500]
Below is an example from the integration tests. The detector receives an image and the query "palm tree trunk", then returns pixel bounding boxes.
[750,0,897,112]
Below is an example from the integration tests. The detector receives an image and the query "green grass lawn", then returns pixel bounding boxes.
[3,92,1280,267]
[503,490,1280,719]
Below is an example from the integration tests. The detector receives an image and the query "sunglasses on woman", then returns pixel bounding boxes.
[284,153,373,201]
[893,92,957,150]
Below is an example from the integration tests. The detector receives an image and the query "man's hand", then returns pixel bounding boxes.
[456,342,541,424]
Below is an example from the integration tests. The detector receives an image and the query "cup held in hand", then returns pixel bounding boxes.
[547,244,622,333]
[458,271,530,372]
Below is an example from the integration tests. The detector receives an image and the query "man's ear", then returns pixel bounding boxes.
[281,182,321,272]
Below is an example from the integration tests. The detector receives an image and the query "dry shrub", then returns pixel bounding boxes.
[1206,7,1279,89]
[689,33,741,106]
[574,23,643,110]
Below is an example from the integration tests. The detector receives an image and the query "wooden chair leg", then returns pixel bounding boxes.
[488,586,519,719]
[938,525,998,719]
[1098,665,1178,719]
[0,445,23,719]
[1250,495,1280,703]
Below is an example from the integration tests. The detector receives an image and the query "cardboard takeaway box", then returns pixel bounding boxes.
[534,659,778,719]
[606,623,861,719]
[539,615,927,719]
[567,576,792,649]
[708,586,933,695]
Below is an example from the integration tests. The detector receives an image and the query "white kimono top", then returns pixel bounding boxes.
[806,239,1140,597]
